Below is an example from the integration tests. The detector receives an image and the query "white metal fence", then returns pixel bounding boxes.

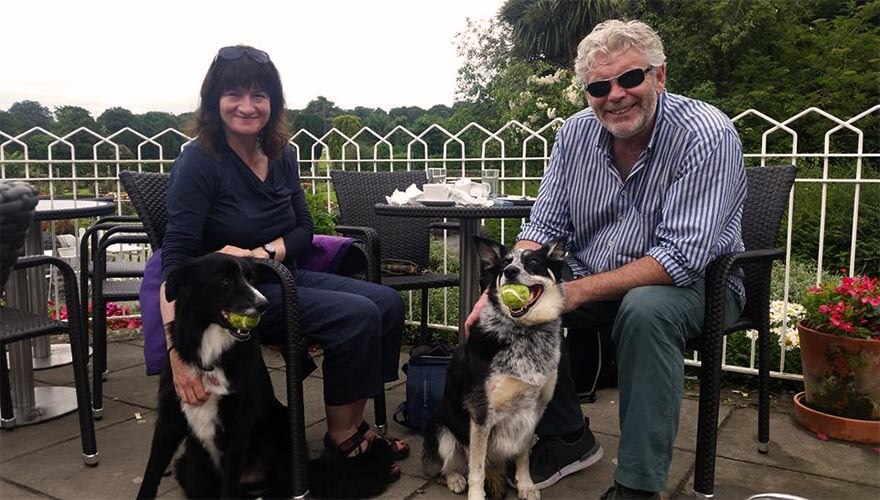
[2,105,878,380]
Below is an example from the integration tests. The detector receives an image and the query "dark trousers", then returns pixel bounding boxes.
[537,279,741,492]
[255,269,405,407]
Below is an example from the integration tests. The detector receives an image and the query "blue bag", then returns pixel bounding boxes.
[393,344,453,432]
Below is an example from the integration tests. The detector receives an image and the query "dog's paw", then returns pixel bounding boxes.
[518,485,540,500]
[445,472,467,494]
[468,486,486,500]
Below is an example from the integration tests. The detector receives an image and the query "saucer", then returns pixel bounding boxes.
[497,196,535,206]
[419,200,455,207]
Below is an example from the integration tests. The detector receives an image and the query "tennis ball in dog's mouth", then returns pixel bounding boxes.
[226,312,261,331]
[500,284,531,310]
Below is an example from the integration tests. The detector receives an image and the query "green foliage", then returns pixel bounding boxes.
[304,188,336,235]
[97,107,139,134]
[787,161,880,276]
[9,100,52,130]
[500,0,624,67]
[53,106,96,134]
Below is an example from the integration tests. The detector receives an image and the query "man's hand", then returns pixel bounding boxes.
[464,292,490,338]
[169,349,208,405]
[217,245,253,258]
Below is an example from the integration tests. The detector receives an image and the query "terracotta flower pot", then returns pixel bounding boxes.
[793,392,879,444]
[797,321,880,421]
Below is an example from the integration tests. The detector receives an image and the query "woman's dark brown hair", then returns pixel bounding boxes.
[186,45,291,159]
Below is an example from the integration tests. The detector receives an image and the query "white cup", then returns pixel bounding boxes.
[422,183,450,200]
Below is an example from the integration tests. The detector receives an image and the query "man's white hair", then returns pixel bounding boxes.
[574,19,666,87]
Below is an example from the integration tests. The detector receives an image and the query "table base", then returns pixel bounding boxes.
[32,344,91,370]
[2,386,79,427]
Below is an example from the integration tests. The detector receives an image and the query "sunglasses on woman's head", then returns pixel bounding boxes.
[586,66,653,98]
[215,46,271,64]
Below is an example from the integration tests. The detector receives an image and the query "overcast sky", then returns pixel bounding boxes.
[2,0,504,117]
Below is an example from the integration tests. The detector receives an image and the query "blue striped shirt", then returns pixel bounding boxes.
[519,91,746,303]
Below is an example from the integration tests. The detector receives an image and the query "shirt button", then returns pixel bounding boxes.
[618,214,625,221]
[620,190,627,197]
[608,241,615,248]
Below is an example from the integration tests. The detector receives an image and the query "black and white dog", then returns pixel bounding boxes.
[136,253,291,499]
[423,237,567,500]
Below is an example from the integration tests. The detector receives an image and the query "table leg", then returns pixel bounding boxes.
[456,218,482,343]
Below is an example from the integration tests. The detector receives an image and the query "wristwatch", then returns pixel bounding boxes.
[262,243,276,260]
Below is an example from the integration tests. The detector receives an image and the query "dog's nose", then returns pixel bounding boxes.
[503,266,520,279]
[255,295,269,314]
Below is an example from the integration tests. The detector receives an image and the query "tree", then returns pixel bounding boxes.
[97,107,139,134]
[499,0,623,66]
[138,111,178,136]
[8,100,53,130]
[54,106,96,134]
[0,110,24,135]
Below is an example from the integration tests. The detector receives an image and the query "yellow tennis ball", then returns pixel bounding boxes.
[500,284,531,310]
[227,312,261,331]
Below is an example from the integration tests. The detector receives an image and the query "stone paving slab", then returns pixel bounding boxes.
[0,398,150,464]
[2,341,878,499]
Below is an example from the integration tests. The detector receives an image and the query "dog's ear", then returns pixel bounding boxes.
[543,237,567,262]
[473,236,505,271]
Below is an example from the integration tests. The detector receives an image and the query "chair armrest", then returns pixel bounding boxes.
[250,258,308,495]
[13,255,84,331]
[703,248,785,340]
[334,225,381,282]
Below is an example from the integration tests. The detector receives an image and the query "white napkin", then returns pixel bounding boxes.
[385,183,425,205]
[448,179,493,207]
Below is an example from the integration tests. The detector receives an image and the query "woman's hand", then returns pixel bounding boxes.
[169,348,208,405]
[463,292,490,338]
[217,245,254,258]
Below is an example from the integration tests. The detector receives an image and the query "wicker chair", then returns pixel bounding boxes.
[329,170,459,341]
[79,216,149,417]
[0,180,99,465]
[692,165,797,497]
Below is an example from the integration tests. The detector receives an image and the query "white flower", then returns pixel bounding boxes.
[547,107,557,119]
[536,98,547,110]
[744,301,805,351]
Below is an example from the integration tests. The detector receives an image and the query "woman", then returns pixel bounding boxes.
[159,45,408,477]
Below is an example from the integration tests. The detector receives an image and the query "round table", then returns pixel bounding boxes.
[5,198,115,426]
[374,202,532,340]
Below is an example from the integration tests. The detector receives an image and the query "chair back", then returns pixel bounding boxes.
[739,165,797,321]
[119,171,170,251]
[0,180,39,289]
[330,170,433,267]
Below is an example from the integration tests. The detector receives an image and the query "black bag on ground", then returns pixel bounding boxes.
[393,344,453,432]
[566,325,617,403]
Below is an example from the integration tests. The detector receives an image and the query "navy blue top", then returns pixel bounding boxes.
[161,141,313,280]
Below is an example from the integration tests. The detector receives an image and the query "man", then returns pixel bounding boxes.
[466,19,746,499]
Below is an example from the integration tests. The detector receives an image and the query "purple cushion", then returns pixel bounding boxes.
[298,235,354,273]
[139,249,165,375]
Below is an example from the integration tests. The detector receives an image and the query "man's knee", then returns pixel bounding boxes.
[613,286,691,350]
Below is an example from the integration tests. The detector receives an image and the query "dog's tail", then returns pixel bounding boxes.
[421,419,444,478]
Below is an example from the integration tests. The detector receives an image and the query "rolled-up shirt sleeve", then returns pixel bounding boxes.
[647,128,745,287]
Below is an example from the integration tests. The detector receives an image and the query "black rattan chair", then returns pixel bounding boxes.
[330,170,459,340]
[692,165,797,497]
[0,180,99,465]
[79,216,149,418]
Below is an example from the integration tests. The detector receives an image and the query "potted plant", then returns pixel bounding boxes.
[793,274,880,443]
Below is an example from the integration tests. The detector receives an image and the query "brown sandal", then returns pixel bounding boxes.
[323,421,401,481]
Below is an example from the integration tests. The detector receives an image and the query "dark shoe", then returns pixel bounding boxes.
[529,418,604,489]
[600,482,660,500]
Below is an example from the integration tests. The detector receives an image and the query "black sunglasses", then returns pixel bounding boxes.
[586,66,654,98]
[215,46,271,64]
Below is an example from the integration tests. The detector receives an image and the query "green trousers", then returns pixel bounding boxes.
[536,279,741,492]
